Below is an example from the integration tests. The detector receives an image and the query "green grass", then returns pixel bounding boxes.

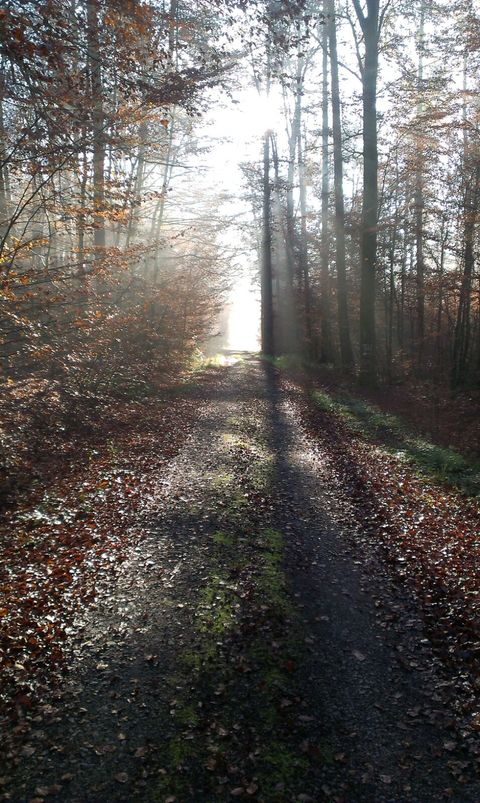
[190,350,246,371]
[261,352,316,373]
[312,388,480,496]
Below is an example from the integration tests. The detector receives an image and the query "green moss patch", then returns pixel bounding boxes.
[312,388,480,496]
[153,526,312,802]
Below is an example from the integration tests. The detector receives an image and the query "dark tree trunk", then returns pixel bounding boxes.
[415,0,426,370]
[452,165,480,386]
[354,0,380,386]
[261,132,274,355]
[87,0,105,253]
[298,124,314,356]
[318,4,335,363]
[328,0,354,367]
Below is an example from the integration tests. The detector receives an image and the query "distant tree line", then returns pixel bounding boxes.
[254,0,480,390]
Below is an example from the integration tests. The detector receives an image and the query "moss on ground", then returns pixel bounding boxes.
[312,388,480,496]
[151,398,316,801]
[153,523,310,801]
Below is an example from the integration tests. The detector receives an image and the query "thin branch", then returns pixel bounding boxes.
[352,0,366,30]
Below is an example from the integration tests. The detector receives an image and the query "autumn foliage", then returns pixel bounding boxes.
[0,0,232,504]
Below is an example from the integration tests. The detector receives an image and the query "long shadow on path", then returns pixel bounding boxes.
[3,358,479,802]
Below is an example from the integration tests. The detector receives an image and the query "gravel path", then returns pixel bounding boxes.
[3,357,479,802]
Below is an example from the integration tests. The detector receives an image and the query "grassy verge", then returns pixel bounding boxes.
[262,352,480,496]
[312,388,480,496]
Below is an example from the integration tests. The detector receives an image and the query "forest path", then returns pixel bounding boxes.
[4,357,479,802]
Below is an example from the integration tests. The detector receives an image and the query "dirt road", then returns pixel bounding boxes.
[3,357,479,802]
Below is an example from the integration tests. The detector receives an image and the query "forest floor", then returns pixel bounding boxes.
[1,354,480,802]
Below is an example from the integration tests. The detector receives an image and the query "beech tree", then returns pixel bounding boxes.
[328,0,354,367]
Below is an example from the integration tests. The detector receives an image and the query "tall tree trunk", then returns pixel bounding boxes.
[328,0,354,367]
[168,0,178,56]
[297,124,314,355]
[398,176,410,352]
[126,120,148,249]
[318,5,334,363]
[77,137,88,279]
[284,55,302,291]
[452,49,478,387]
[415,0,426,369]
[271,134,294,354]
[261,132,274,355]
[152,115,176,282]
[87,0,105,253]
[452,164,480,385]
[152,0,178,282]
[354,0,380,385]
[0,75,10,250]
[435,218,447,378]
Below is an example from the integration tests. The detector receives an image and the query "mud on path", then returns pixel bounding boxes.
[2,357,479,802]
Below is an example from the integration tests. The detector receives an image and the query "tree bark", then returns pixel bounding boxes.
[328,0,354,367]
[353,0,380,385]
[87,0,105,253]
[414,0,426,369]
[297,124,314,356]
[452,165,480,385]
[261,132,274,355]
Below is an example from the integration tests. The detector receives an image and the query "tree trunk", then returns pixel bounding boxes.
[0,75,10,250]
[284,55,302,291]
[317,5,334,363]
[126,119,148,248]
[452,165,480,385]
[415,0,426,369]
[77,138,88,280]
[261,132,274,355]
[354,0,380,385]
[297,124,314,356]
[87,0,105,253]
[328,0,354,367]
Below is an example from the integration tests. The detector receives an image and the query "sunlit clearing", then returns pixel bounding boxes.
[204,353,240,367]
[227,273,260,352]
[214,84,284,142]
